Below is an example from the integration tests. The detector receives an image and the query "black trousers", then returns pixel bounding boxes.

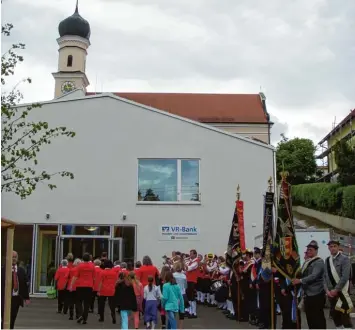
[76,287,93,321]
[258,283,277,329]
[248,288,258,321]
[304,292,326,329]
[186,282,196,301]
[67,290,79,318]
[230,283,237,318]
[279,293,301,329]
[1,296,22,329]
[98,296,116,321]
[329,297,353,329]
[57,290,67,313]
[90,291,98,312]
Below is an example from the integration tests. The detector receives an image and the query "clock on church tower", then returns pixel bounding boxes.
[52,1,91,98]
[61,81,76,94]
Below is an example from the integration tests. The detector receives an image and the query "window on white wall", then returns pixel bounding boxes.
[137,159,200,203]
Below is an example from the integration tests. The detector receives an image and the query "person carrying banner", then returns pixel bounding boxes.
[240,250,254,322]
[278,272,302,329]
[292,240,326,329]
[324,240,353,329]
[249,247,262,326]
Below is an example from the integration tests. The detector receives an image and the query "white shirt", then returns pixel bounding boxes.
[12,265,19,296]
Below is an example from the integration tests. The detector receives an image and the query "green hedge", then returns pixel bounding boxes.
[292,183,355,219]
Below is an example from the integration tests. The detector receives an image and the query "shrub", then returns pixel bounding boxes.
[292,183,355,219]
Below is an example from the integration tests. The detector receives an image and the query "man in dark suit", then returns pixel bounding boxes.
[1,251,30,329]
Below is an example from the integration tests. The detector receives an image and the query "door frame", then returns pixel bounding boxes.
[36,230,58,293]
[109,238,123,262]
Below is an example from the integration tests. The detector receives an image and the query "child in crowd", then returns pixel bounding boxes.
[129,271,144,329]
[162,271,185,330]
[115,272,137,330]
[144,275,161,329]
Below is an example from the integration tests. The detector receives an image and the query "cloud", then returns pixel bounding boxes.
[2,0,354,144]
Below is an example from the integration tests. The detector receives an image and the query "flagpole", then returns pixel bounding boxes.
[236,184,241,323]
[268,176,275,330]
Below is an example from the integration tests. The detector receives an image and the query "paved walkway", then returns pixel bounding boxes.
[15,298,336,329]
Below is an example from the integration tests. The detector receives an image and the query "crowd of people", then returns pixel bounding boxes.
[1,239,354,329]
[50,240,354,329]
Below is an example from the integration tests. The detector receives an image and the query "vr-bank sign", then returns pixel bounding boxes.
[159,225,200,241]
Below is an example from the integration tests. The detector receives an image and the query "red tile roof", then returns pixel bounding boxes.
[86,92,269,124]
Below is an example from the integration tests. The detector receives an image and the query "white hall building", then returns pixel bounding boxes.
[1,3,276,295]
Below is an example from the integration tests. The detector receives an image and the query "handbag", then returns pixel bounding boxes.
[46,280,57,299]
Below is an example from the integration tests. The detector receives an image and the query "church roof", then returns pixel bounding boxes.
[58,2,91,40]
[85,92,269,124]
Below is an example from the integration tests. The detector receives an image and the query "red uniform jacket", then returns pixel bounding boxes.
[136,265,159,287]
[54,267,70,290]
[75,262,95,288]
[68,267,78,291]
[99,268,117,297]
[186,258,199,283]
[93,266,103,292]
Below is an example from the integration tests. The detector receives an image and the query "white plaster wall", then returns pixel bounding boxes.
[2,95,274,263]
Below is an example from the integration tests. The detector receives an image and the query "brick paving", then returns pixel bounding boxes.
[13,298,343,329]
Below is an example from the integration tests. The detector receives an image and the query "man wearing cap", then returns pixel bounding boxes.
[292,240,326,329]
[324,240,353,329]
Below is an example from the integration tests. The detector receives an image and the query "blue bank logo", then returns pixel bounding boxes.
[160,225,198,239]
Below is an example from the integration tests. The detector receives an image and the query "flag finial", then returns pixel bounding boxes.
[236,184,240,201]
[280,160,289,181]
[268,176,273,192]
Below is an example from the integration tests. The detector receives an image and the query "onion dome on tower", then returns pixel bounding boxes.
[58,0,91,40]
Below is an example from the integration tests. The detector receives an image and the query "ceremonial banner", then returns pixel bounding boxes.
[236,201,246,252]
[226,201,242,268]
[260,192,274,281]
[273,178,301,280]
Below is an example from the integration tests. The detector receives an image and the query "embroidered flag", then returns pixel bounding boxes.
[273,177,301,280]
[226,200,242,269]
[260,192,274,281]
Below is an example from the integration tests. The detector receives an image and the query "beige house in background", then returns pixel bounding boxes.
[53,4,273,144]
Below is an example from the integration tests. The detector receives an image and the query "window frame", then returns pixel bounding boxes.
[136,158,201,205]
[67,55,73,67]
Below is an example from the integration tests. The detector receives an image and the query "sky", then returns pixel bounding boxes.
[2,0,355,146]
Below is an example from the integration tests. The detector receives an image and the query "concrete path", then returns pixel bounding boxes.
[15,298,337,329]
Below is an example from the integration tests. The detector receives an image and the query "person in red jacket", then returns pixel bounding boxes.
[120,262,129,276]
[54,259,70,314]
[90,259,102,313]
[72,253,95,324]
[97,260,117,324]
[185,249,199,318]
[67,258,81,320]
[136,256,160,287]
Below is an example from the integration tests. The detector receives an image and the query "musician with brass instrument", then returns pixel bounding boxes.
[205,254,218,307]
[196,254,205,304]
[239,249,254,322]
[214,256,230,311]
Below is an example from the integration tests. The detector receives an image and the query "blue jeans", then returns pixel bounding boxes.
[120,310,130,329]
[166,311,177,330]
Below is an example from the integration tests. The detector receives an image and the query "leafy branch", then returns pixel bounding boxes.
[1,23,75,199]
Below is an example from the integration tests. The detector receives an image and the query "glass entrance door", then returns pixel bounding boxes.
[109,238,123,262]
[35,229,57,293]
[61,237,109,260]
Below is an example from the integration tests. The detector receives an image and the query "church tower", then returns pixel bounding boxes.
[52,1,91,98]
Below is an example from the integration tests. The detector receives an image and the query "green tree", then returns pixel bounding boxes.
[276,136,317,184]
[1,23,75,199]
[143,188,160,201]
[334,138,355,186]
